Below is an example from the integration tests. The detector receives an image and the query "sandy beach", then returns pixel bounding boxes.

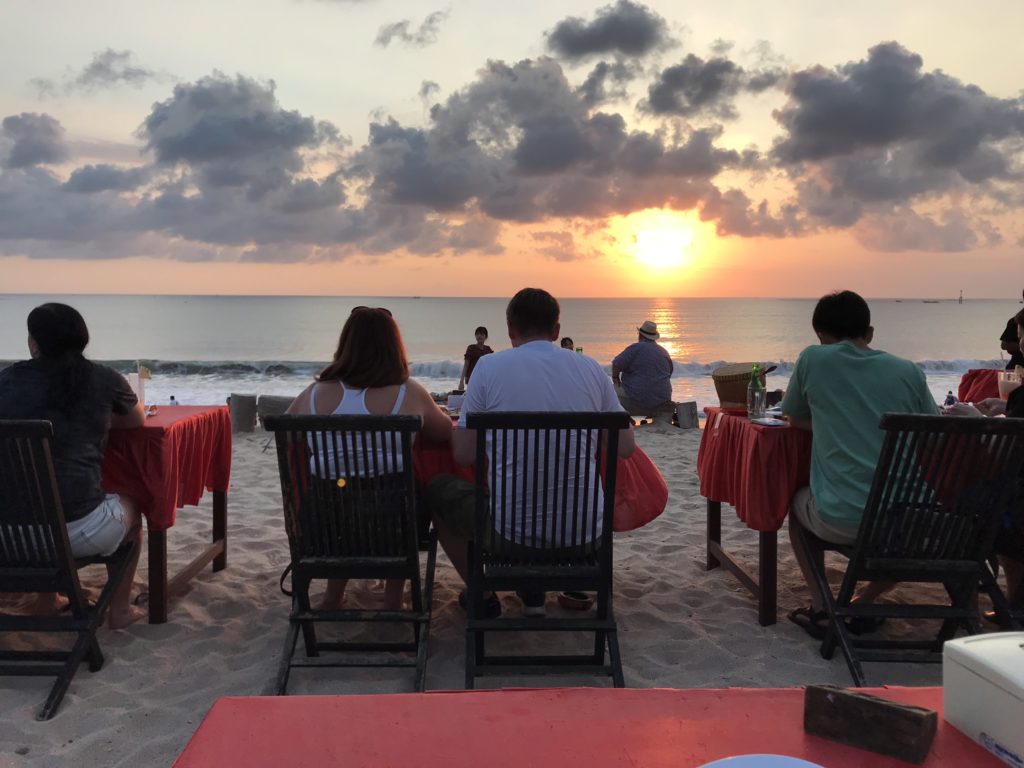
[0,424,951,766]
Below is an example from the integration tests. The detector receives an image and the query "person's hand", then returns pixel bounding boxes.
[975,398,1007,417]
[943,402,983,417]
[457,379,465,391]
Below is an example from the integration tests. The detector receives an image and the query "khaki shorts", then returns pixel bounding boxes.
[66,494,128,557]
[789,487,859,546]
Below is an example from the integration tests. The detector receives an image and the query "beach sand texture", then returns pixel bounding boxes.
[0,427,954,766]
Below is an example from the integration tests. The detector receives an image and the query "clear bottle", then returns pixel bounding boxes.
[747,363,766,420]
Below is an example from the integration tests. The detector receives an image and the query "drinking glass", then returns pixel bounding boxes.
[997,371,1022,401]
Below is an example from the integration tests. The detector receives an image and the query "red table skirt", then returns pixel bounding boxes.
[174,687,1000,768]
[102,406,232,531]
[958,368,1001,403]
[697,407,813,532]
[411,435,474,488]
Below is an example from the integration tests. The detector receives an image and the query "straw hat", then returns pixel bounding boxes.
[637,320,660,339]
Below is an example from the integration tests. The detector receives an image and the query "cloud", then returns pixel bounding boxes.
[644,54,785,119]
[31,49,160,98]
[546,0,672,60]
[63,163,151,193]
[770,42,1024,247]
[577,60,639,108]
[3,36,1023,262]
[2,113,68,168]
[375,10,450,48]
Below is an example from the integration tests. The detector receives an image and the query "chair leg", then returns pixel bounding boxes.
[275,620,301,695]
[464,627,476,689]
[414,531,438,692]
[85,636,105,673]
[37,631,94,721]
[294,580,318,657]
[607,628,624,688]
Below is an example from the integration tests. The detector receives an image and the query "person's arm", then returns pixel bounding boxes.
[781,349,812,429]
[616,426,636,458]
[453,427,475,466]
[110,400,145,429]
[458,360,469,391]
[407,380,453,443]
[975,397,1008,417]
[1000,319,1020,352]
[285,383,315,414]
[611,347,631,387]
[108,368,145,429]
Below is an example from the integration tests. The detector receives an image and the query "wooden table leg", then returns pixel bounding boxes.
[148,528,168,624]
[706,499,721,570]
[212,489,227,572]
[758,531,778,626]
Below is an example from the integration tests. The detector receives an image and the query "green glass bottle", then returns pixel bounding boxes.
[747,362,766,420]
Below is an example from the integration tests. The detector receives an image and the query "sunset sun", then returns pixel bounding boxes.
[610,209,705,275]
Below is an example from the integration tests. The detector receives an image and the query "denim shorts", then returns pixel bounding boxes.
[66,494,128,557]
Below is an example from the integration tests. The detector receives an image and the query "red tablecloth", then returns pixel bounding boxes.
[102,406,232,531]
[411,435,474,488]
[958,368,1001,403]
[697,407,813,532]
[174,686,999,767]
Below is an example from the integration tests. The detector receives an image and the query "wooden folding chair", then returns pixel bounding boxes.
[0,420,139,720]
[793,413,1024,686]
[265,414,436,693]
[463,411,631,688]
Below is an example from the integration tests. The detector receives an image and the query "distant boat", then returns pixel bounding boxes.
[922,300,940,304]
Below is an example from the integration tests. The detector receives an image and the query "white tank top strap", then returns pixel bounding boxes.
[390,383,408,415]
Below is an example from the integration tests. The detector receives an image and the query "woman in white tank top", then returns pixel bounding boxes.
[286,306,453,610]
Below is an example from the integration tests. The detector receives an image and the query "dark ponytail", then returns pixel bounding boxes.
[27,303,92,413]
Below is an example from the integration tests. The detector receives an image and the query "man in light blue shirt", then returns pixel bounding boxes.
[782,290,938,637]
[612,320,673,411]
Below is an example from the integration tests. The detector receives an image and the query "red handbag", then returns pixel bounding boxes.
[601,445,668,532]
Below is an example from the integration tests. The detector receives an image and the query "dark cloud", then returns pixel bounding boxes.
[139,73,338,199]
[770,42,1024,248]
[645,54,784,119]
[63,163,150,193]
[3,37,1023,262]
[375,10,449,48]
[31,49,159,98]
[546,1,671,60]
[2,113,69,168]
[577,60,638,108]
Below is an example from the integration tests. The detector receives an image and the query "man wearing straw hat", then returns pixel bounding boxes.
[612,320,674,413]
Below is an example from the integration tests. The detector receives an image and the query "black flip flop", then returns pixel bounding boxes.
[788,606,830,640]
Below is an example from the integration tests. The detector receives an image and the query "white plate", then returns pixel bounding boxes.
[699,757,824,768]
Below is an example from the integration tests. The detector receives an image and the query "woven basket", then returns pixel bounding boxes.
[712,363,767,408]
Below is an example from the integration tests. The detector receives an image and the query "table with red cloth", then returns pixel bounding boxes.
[102,405,231,624]
[697,407,813,625]
[174,686,1000,768]
[958,368,1001,404]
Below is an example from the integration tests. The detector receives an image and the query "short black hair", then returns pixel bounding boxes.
[812,290,871,340]
[27,303,90,357]
[506,288,559,338]
[560,336,574,349]
[1014,307,1024,328]
[474,326,488,337]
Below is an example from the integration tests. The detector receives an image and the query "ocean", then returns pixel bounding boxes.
[0,294,1018,411]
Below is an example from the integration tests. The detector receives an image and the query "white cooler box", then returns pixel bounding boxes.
[944,632,1024,767]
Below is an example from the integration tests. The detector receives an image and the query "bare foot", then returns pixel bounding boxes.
[27,592,69,615]
[108,605,147,629]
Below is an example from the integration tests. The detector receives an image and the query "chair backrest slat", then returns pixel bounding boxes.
[852,414,1024,570]
[265,414,422,567]
[0,421,82,595]
[467,411,630,566]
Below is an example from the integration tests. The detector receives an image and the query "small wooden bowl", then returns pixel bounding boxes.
[557,591,594,610]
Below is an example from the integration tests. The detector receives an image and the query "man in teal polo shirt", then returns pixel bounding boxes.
[782,290,938,638]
